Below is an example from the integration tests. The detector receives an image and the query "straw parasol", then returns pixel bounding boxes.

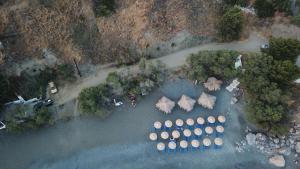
[196,117,205,125]
[198,92,217,109]
[168,141,177,150]
[177,95,196,112]
[175,119,184,127]
[157,142,165,151]
[194,128,202,136]
[203,138,212,147]
[164,120,173,128]
[216,125,224,133]
[183,129,192,137]
[214,138,223,146]
[156,96,175,114]
[154,121,162,130]
[172,130,180,139]
[191,139,200,148]
[186,118,195,126]
[149,133,158,141]
[161,131,169,140]
[218,115,226,123]
[180,140,188,149]
[207,116,216,124]
[205,126,213,135]
[204,77,223,91]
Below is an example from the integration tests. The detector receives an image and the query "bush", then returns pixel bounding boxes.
[268,37,300,62]
[186,50,239,82]
[56,64,76,82]
[218,7,243,42]
[224,0,248,7]
[254,0,275,18]
[78,84,112,118]
[272,0,291,14]
[292,14,300,27]
[93,0,116,17]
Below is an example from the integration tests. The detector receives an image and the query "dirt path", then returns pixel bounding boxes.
[54,32,267,105]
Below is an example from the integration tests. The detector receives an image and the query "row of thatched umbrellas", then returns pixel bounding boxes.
[156,93,217,114]
[152,115,226,130]
[155,137,223,151]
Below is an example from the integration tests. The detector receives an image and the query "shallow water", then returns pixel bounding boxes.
[0,79,296,169]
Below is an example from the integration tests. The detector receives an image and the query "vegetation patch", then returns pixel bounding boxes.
[218,7,243,42]
[93,0,116,17]
[267,37,300,62]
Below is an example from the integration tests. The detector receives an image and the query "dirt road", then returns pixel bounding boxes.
[54,32,267,104]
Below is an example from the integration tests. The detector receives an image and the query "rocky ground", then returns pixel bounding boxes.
[236,124,300,168]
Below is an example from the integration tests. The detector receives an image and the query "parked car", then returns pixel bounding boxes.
[261,44,269,49]
[49,82,58,94]
[43,99,54,106]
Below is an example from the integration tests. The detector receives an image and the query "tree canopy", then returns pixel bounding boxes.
[268,37,300,62]
[93,0,115,17]
[254,0,275,18]
[218,7,243,42]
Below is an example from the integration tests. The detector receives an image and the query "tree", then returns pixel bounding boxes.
[34,107,53,126]
[218,7,243,42]
[93,0,115,17]
[78,84,111,118]
[268,37,300,62]
[292,14,300,27]
[0,73,10,110]
[272,0,291,14]
[254,0,275,18]
[224,0,248,6]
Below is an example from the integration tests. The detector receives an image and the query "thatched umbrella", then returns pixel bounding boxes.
[172,130,180,139]
[207,116,216,125]
[191,139,200,148]
[168,141,177,150]
[196,117,205,126]
[216,125,224,134]
[183,129,192,137]
[198,92,217,109]
[218,115,226,124]
[156,96,175,114]
[204,77,223,91]
[186,118,195,127]
[157,142,165,151]
[194,128,202,137]
[161,131,169,140]
[149,133,158,141]
[175,119,184,127]
[205,126,213,135]
[180,140,188,149]
[177,95,196,112]
[154,121,162,130]
[164,120,173,128]
[203,138,212,147]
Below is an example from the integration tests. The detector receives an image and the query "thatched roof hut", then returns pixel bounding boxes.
[156,96,175,114]
[177,95,196,112]
[204,77,223,91]
[198,92,217,109]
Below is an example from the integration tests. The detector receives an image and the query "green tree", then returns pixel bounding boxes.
[78,84,111,118]
[93,0,115,17]
[218,7,243,42]
[224,0,248,6]
[34,107,53,126]
[254,0,275,18]
[292,14,300,27]
[0,73,10,110]
[268,37,300,62]
[272,0,291,14]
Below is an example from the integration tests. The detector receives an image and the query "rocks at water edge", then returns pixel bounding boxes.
[246,133,256,146]
[269,155,286,168]
[296,142,300,153]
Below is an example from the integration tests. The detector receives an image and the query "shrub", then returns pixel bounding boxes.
[254,0,275,18]
[78,84,112,118]
[272,0,291,14]
[224,0,248,7]
[186,50,239,82]
[268,37,300,62]
[292,14,300,27]
[218,7,243,42]
[93,0,116,17]
[56,64,76,82]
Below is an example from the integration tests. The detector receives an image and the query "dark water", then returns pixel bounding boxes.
[0,79,296,169]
